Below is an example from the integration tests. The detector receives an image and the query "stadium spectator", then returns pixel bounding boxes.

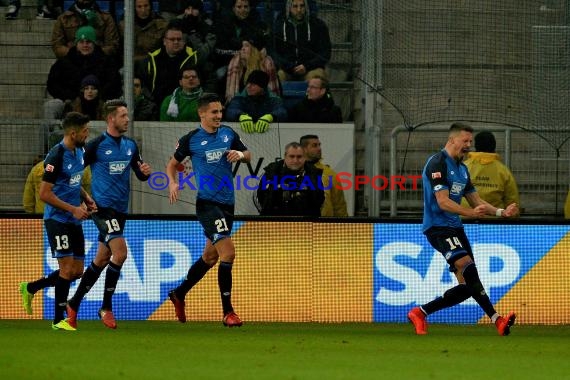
[257,141,324,216]
[66,100,152,330]
[45,26,121,118]
[177,0,216,64]
[165,93,250,327]
[62,74,105,121]
[213,0,263,21]
[407,122,518,336]
[157,0,187,21]
[160,66,203,121]
[273,0,331,82]
[300,134,347,216]
[212,0,269,94]
[288,76,342,122]
[225,36,280,104]
[460,131,520,215]
[133,76,158,120]
[119,0,167,64]
[23,157,92,214]
[136,23,200,106]
[19,112,95,330]
[225,70,287,133]
[51,0,120,59]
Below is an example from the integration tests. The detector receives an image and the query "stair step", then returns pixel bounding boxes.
[0,17,55,32]
[0,44,53,58]
[0,31,50,45]
[0,57,54,72]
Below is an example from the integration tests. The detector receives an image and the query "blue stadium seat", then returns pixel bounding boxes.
[281,81,308,110]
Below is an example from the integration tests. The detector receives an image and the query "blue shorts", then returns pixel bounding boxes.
[424,227,474,272]
[196,199,234,244]
[45,219,85,259]
[91,207,127,244]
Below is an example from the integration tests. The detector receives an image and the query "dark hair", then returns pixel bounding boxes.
[198,93,221,109]
[62,112,90,132]
[103,99,128,119]
[449,122,473,135]
[475,131,496,153]
[299,134,319,147]
[178,65,200,80]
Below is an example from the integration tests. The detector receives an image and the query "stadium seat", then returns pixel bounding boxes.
[281,80,308,110]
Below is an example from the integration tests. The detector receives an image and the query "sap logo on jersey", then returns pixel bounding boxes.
[205,148,226,163]
[69,172,82,186]
[109,161,129,174]
[374,242,520,306]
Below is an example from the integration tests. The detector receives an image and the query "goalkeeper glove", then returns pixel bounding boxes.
[239,114,254,133]
[255,114,273,133]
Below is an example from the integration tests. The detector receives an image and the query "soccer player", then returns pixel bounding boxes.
[408,122,519,336]
[21,112,95,330]
[166,93,251,327]
[66,99,152,329]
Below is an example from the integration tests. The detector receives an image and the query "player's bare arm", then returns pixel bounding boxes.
[227,150,251,163]
[436,190,485,218]
[166,156,181,204]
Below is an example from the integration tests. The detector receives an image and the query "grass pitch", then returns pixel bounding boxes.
[0,320,568,380]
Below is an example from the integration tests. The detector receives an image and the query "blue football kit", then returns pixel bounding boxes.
[173,125,248,206]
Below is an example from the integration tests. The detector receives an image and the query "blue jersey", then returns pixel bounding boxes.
[85,132,148,213]
[42,142,85,224]
[422,149,475,232]
[173,125,247,205]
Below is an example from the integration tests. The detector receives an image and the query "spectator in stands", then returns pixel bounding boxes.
[133,76,158,120]
[225,70,288,133]
[157,0,186,21]
[300,134,347,216]
[214,0,263,21]
[51,0,120,59]
[177,0,217,91]
[460,131,520,216]
[288,76,342,123]
[23,157,92,214]
[120,0,167,64]
[136,22,200,106]
[273,0,331,82]
[62,74,104,121]
[160,66,203,121]
[213,0,269,94]
[256,142,324,216]
[45,25,122,121]
[225,36,280,104]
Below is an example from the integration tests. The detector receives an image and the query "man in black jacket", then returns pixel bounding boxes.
[257,142,324,216]
[289,76,342,123]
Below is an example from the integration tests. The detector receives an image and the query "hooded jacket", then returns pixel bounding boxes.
[273,0,331,72]
[461,152,520,210]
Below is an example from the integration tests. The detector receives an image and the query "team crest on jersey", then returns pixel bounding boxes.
[223,135,229,143]
[205,148,226,163]
[105,150,113,155]
[201,140,208,145]
[127,149,132,156]
[109,160,129,174]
